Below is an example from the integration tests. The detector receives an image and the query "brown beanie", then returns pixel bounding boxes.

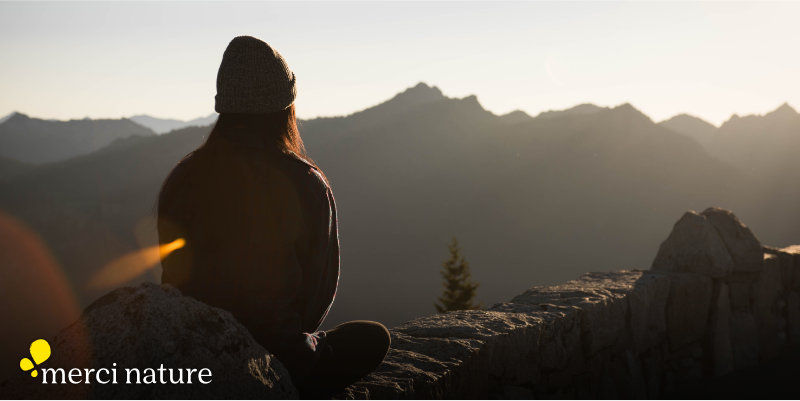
[214,36,297,114]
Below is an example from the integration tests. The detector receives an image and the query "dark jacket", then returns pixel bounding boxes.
[158,135,339,376]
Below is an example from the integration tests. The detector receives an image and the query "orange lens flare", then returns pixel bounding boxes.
[87,238,185,289]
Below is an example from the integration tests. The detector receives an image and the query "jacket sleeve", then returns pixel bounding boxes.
[298,169,341,333]
[157,159,194,288]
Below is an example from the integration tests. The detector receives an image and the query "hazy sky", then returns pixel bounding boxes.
[1,1,799,126]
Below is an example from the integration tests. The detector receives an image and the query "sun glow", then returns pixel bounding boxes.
[88,238,185,289]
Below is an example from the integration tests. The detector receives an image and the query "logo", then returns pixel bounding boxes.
[19,339,51,378]
[18,337,212,385]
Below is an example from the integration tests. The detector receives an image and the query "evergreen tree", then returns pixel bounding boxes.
[435,237,480,312]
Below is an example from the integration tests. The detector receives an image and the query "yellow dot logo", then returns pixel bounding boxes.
[19,339,50,378]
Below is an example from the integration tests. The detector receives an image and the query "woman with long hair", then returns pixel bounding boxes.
[157,36,390,396]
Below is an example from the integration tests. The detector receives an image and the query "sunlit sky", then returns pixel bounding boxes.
[1,1,799,126]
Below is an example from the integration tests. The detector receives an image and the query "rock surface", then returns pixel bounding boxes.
[3,208,798,400]
[710,282,733,376]
[1,283,296,399]
[663,272,713,350]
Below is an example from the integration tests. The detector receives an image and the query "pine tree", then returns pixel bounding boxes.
[435,237,480,313]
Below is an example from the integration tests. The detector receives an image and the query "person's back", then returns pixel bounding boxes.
[157,36,389,397]
[159,129,338,340]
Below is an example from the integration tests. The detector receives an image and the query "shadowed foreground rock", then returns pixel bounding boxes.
[1,283,296,399]
[342,208,800,399]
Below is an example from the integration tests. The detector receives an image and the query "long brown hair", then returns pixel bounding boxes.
[203,104,308,157]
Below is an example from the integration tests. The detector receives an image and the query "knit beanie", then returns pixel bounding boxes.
[214,36,297,114]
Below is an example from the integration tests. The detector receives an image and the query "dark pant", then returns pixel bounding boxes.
[296,320,391,398]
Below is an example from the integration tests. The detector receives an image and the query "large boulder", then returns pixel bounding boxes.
[651,208,762,278]
[701,208,763,273]
[1,283,296,399]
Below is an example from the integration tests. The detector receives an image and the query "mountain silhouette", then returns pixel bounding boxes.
[659,113,717,148]
[0,111,19,124]
[300,82,448,143]
[0,84,796,329]
[714,103,799,172]
[130,113,218,134]
[499,110,534,124]
[0,113,155,163]
[663,103,800,174]
[534,103,604,120]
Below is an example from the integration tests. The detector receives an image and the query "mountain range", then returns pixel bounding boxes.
[129,113,218,134]
[0,111,219,165]
[0,83,797,334]
[0,112,155,164]
[659,103,800,176]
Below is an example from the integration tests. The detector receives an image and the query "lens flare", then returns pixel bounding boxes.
[87,238,185,289]
[0,210,82,380]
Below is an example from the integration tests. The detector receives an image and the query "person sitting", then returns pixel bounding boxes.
[158,35,390,397]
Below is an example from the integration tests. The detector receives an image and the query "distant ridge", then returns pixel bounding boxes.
[719,102,798,129]
[659,113,717,148]
[534,103,605,120]
[309,82,445,120]
[0,113,155,164]
[130,113,218,134]
[0,112,20,124]
[386,82,446,106]
[344,82,447,120]
[608,103,653,122]
[500,110,533,124]
[299,82,452,140]
[768,102,798,118]
[714,102,799,175]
